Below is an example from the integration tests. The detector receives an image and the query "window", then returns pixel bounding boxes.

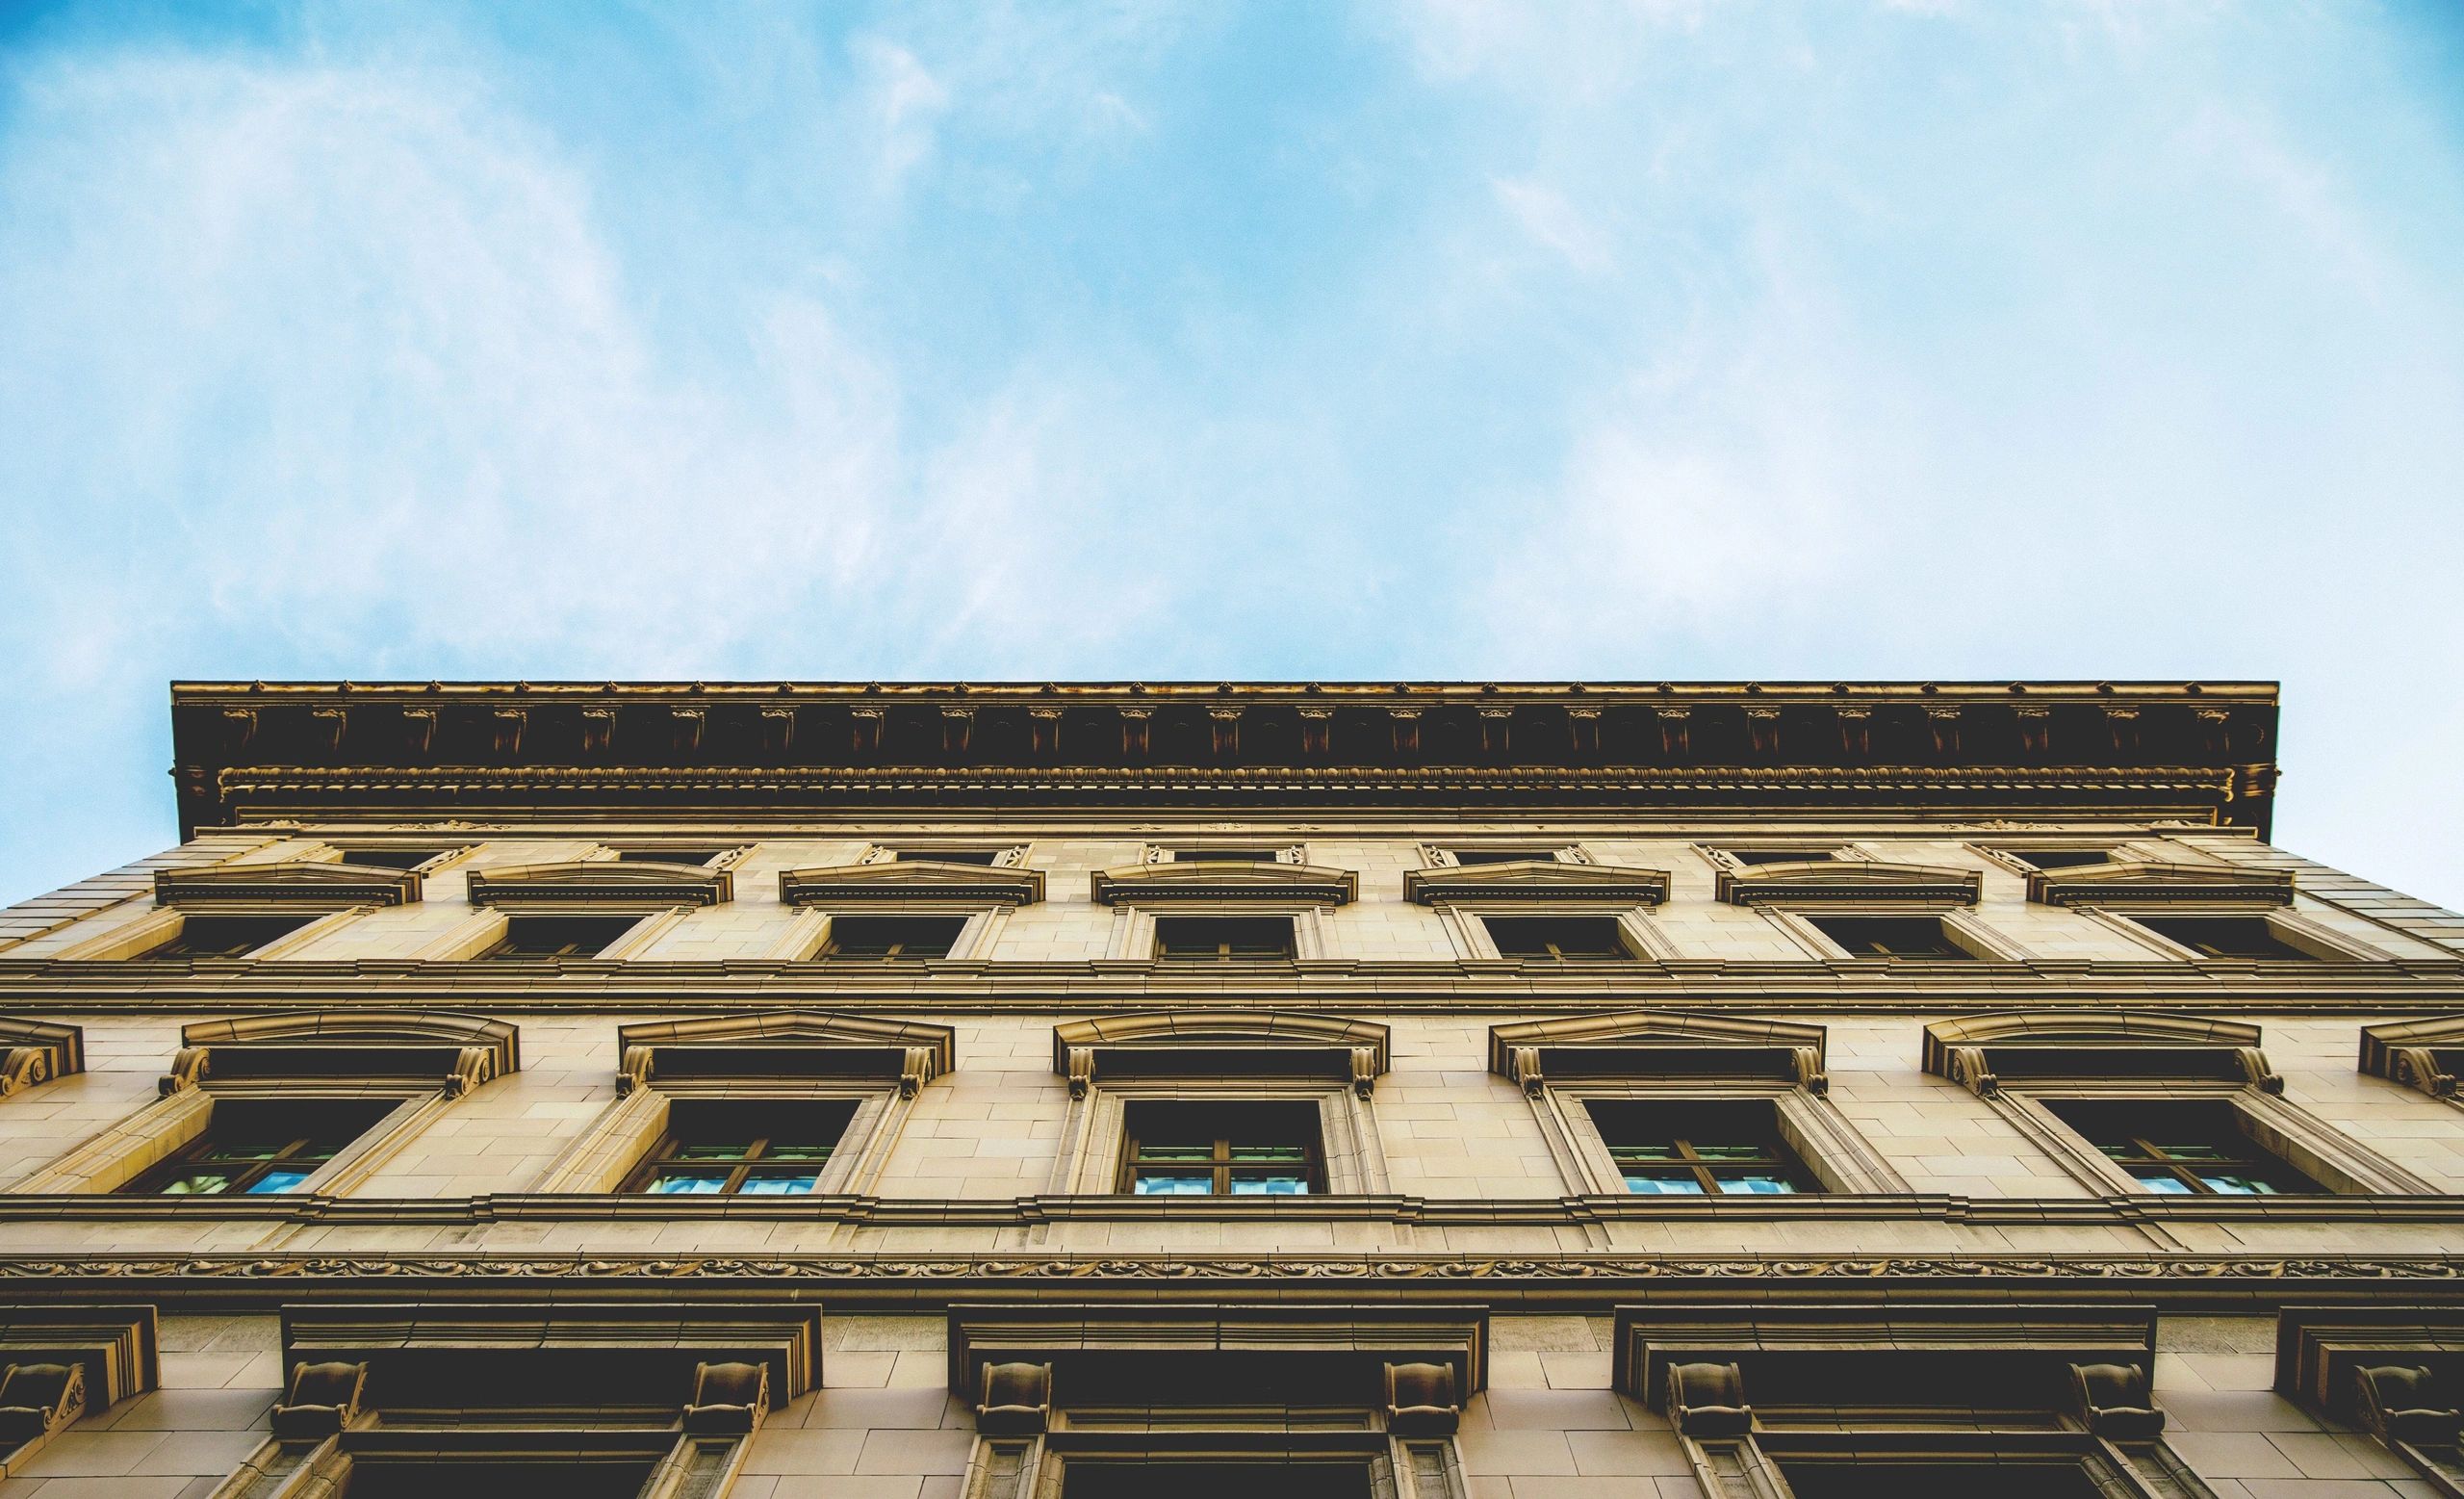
[1169,847,1284,864]
[1776,1457,2113,1499]
[612,847,731,866]
[1446,848,1557,866]
[2008,848,2112,872]
[1152,916,1296,962]
[894,847,1003,866]
[1730,848,1836,865]
[1120,1100,1322,1196]
[481,916,641,960]
[120,1098,400,1196]
[334,846,460,870]
[1484,916,1631,961]
[1585,1099,1816,1196]
[1807,915,1971,959]
[1065,1462,1373,1499]
[620,1099,858,1196]
[2042,1099,2322,1195]
[143,915,316,960]
[818,916,966,961]
[295,1455,663,1499]
[2128,915,2315,961]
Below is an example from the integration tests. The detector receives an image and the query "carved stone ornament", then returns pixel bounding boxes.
[2361,1018,2464,1100]
[613,1013,956,1098]
[1666,1360,1752,1436]
[169,1010,520,1094]
[1403,861,1670,907]
[0,1021,80,1098]
[1715,861,1983,908]
[466,861,732,908]
[269,1359,367,1439]
[153,860,421,910]
[1384,1359,1461,1436]
[2069,1360,2166,1438]
[779,860,1042,907]
[1089,860,1357,906]
[2025,860,2296,908]
[680,1359,771,1435]
[975,1360,1052,1435]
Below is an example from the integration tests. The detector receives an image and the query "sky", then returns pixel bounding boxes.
[2,0,2462,910]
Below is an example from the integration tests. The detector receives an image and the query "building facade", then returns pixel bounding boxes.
[0,679,2458,1498]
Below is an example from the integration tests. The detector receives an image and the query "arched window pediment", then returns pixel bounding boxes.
[1051,1011,1389,1097]
[170,1009,520,1096]
[1920,1010,2272,1096]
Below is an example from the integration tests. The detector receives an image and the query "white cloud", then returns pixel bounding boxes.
[1490,176,1613,273]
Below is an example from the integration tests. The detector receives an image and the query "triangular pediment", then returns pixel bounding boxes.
[1405,862,1669,907]
[1089,861,1357,906]
[779,861,1042,907]
[154,861,422,909]
[466,861,731,908]
[617,1011,959,1091]
[1488,1010,1828,1090]
[174,1009,520,1091]
[1715,861,1981,907]
[2025,860,2295,907]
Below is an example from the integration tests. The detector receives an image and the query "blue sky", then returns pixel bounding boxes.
[3,1,2462,908]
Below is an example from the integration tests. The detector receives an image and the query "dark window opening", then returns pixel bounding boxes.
[620,1098,858,1196]
[319,1456,662,1499]
[2010,848,2113,872]
[1064,1462,1373,1499]
[145,916,315,960]
[122,1098,401,1196]
[1808,916,1971,960]
[2130,916,2316,961]
[1121,1100,1323,1197]
[1586,1098,1817,1196]
[335,847,458,871]
[1153,917,1296,962]
[893,848,1004,866]
[482,916,641,961]
[1485,916,1630,961]
[1777,1459,2114,1499]
[1449,848,1557,866]
[2044,1098,2323,1195]
[1168,848,1283,864]
[819,916,966,961]
[611,848,728,866]
[1731,849,1838,865]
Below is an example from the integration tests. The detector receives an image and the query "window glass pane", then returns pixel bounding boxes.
[2014,849,2111,870]
[738,1174,822,1195]
[159,1173,235,1195]
[247,1169,316,1194]
[150,916,314,960]
[2046,1098,2325,1195]
[1449,849,1555,866]
[2131,916,2314,961]
[626,1099,858,1196]
[1587,1099,1820,1196]
[1151,917,1296,960]
[488,916,640,960]
[1623,1173,1707,1195]
[648,1173,731,1195]
[2132,1172,2194,1194]
[1712,1174,1801,1195]
[1132,1172,1217,1196]
[1807,916,1968,959]
[1484,917,1629,960]
[1121,1100,1323,1196]
[820,916,967,960]
[1227,1173,1308,1195]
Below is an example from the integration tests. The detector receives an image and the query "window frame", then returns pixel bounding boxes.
[1118,1098,1329,1197]
[614,1096,862,1197]
[1770,906,2021,963]
[2085,904,2388,964]
[118,1095,415,1198]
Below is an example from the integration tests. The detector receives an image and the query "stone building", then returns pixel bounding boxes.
[0,678,2458,1498]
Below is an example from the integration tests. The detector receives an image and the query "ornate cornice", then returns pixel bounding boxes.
[780,861,1042,907]
[466,861,731,908]
[1488,1010,1828,1094]
[167,680,2280,836]
[2026,861,2297,907]
[1716,861,1984,907]
[1089,860,1357,906]
[616,1011,956,1097]
[1404,861,1669,907]
[153,861,422,909]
